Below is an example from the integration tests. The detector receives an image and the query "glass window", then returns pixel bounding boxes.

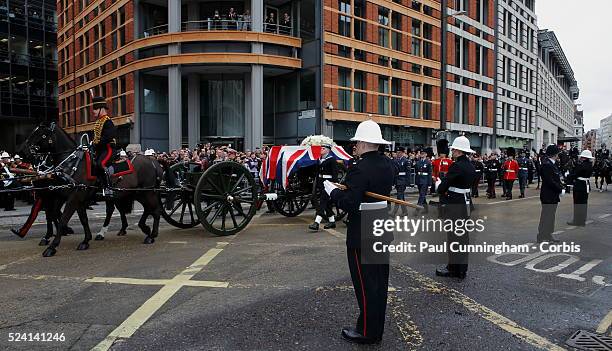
[411,38,421,56]
[338,0,351,37]
[454,91,461,123]
[338,67,351,87]
[338,89,351,111]
[378,27,389,47]
[354,19,366,40]
[143,75,168,113]
[378,7,389,26]
[378,76,389,115]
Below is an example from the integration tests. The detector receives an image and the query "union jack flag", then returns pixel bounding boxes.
[261,145,352,188]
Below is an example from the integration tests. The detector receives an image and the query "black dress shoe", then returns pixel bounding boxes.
[308,222,319,231]
[323,222,336,229]
[566,221,586,227]
[341,327,380,344]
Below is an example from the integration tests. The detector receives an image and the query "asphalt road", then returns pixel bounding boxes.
[0,185,610,351]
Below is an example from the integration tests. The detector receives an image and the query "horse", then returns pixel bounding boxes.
[22,122,164,257]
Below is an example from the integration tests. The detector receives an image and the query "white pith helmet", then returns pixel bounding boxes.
[579,150,594,159]
[144,149,155,156]
[1,152,9,158]
[119,150,127,157]
[350,119,391,145]
[449,136,475,153]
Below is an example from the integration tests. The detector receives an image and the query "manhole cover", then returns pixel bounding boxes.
[566,330,612,351]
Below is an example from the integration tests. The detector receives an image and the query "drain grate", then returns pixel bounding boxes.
[566,330,612,351]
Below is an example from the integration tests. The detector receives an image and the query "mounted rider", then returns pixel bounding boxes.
[91,95,117,197]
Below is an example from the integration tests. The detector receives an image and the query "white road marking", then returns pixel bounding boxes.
[551,231,564,235]
[90,242,230,351]
[596,310,612,334]
[167,241,187,244]
[565,226,576,230]
[598,214,611,219]
[584,220,594,225]
[0,254,40,272]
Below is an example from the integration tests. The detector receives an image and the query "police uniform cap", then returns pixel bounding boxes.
[397,146,406,152]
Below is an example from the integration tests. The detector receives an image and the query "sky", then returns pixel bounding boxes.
[536,0,612,131]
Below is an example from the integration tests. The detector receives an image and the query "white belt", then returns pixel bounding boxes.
[359,201,387,211]
[505,170,515,172]
[398,172,406,176]
[476,170,482,173]
[320,175,332,179]
[578,177,590,193]
[418,172,429,175]
[488,169,498,171]
[449,187,471,194]
[520,168,528,170]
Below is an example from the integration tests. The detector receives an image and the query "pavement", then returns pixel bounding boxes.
[0,184,610,351]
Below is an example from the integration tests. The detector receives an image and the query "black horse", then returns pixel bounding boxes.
[22,122,164,257]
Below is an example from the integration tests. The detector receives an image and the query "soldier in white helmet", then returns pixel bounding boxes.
[325,119,395,344]
[435,135,477,279]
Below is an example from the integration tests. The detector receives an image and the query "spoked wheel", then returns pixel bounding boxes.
[159,162,201,228]
[273,190,310,217]
[194,161,257,236]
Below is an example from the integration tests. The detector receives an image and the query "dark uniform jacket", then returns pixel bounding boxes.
[331,151,394,249]
[94,117,117,153]
[485,159,500,179]
[472,159,484,179]
[539,157,564,204]
[415,158,432,186]
[567,160,593,193]
[517,156,529,175]
[393,156,410,186]
[318,155,339,185]
[437,155,477,218]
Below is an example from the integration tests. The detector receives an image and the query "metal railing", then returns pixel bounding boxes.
[143,20,294,37]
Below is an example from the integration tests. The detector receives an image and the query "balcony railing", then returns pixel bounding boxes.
[143,20,294,37]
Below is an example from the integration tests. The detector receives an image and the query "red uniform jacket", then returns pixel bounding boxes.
[503,159,519,180]
[432,157,453,179]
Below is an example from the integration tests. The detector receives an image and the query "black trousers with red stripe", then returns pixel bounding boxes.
[347,248,390,340]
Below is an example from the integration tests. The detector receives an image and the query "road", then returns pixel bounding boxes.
[0,185,610,350]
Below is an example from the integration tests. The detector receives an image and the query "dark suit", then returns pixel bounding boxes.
[437,155,476,274]
[537,157,563,241]
[330,151,394,340]
[567,160,593,225]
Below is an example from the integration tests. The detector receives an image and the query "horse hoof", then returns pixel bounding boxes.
[94,234,105,241]
[143,236,155,244]
[65,227,75,235]
[39,238,50,246]
[42,247,57,257]
[117,229,127,236]
[139,225,151,236]
[77,242,90,251]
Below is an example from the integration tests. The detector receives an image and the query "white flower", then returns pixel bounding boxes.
[301,135,334,146]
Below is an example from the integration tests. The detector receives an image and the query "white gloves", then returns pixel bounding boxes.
[434,177,442,191]
[323,180,338,195]
[561,189,566,196]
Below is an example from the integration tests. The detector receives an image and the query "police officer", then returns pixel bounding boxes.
[485,153,500,198]
[435,136,477,279]
[392,147,409,215]
[0,152,16,211]
[517,150,530,198]
[471,154,484,197]
[91,95,117,197]
[325,119,394,344]
[537,145,564,243]
[309,144,339,231]
[567,150,594,226]
[415,148,432,214]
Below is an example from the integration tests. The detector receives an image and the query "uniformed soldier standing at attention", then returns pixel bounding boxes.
[471,154,484,197]
[309,144,339,231]
[431,139,452,194]
[502,147,519,200]
[324,119,394,344]
[485,153,500,198]
[415,148,432,214]
[517,150,530,198]
[537,145,563,243]
[566,150,594,226]
[391,146,409,215]
[436,136,477,279]
[91,95,117,197]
